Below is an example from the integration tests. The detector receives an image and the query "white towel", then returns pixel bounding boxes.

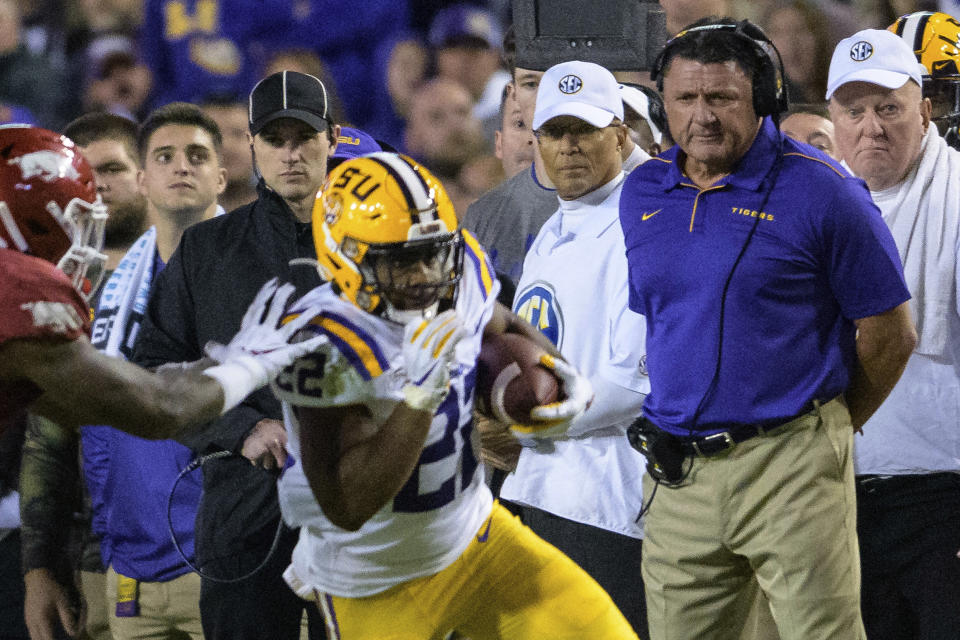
[91,227,157,359]
[871,127,960,357]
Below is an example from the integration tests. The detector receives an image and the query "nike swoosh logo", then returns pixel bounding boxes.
[641,208,663,221]
[933,61,951,71]
[476,515,493,543]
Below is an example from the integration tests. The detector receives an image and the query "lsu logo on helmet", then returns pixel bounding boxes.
[312,152,464,323]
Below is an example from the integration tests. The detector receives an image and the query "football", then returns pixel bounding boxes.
[475,333,561,424]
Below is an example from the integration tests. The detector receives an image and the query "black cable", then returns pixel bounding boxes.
[635,141,785,522]
[167,450,286,584]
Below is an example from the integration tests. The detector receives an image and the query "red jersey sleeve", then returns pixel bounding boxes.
[0,249,91,345]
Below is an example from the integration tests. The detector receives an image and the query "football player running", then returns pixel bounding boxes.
[0,125,325,441]
[272,152,637,640]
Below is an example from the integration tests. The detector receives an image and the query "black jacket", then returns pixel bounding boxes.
[132,181,321,562]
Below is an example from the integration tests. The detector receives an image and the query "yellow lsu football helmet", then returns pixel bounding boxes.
[313,152,463,322]
[890,11,960,145]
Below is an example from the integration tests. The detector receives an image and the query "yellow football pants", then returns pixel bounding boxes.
[315,502,639,640]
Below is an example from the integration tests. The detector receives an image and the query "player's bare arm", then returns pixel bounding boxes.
[298,311,464,531]
[298,401,435,531]
[0,279,326,439]
[0,336,224,437]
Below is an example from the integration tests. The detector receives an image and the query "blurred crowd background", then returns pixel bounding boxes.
[1,0,955,215]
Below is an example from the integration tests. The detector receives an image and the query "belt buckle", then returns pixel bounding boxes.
[693,431,735,457]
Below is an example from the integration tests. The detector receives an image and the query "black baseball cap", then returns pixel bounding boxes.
[248,71,330,135]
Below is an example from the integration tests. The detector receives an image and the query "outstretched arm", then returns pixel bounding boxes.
[1,279,326,439]
[7,336,225,437]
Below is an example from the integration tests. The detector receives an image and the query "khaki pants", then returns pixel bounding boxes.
[642,397,865,640]
[80,570,113,640]
[106,566,202,640]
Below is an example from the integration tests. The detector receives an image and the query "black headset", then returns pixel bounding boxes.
[650,20,790,120]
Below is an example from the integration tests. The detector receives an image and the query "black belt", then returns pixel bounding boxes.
[676,409,811,457]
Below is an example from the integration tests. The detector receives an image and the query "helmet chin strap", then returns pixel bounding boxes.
[383,301,439,325]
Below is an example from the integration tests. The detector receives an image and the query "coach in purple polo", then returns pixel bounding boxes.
[618,17,917,640]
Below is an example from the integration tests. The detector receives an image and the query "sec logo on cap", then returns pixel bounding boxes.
[558,74,583,94]
[849,41,873,61]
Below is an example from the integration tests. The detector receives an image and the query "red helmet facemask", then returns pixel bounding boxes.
[0,125,108,299]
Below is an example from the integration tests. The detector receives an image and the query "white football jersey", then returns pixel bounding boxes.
[273,232,500,597]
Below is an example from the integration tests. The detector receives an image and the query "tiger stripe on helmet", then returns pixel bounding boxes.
[363,152,439,226]
[893,11,933,65]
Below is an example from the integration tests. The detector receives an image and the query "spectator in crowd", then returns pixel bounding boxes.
[138,0,283,108]
[83,47,153,123]
[131,71,336,640]
[20,113,147,640]
[327,125,386,171]
[462,30,556,287]
[494,84,535,179]
[67,112,149,270]
[616,84,658,169]
[403,77,487,179]
[660,0,733,36]
[0,102,36,125]
[889,10,960,147]
[501,60,650,637]
[402,76,490,215]
[385,38,429,138]
[428,3,511,135]
[780,104,838,159]
[272,151,636,640]
[266,0,412,147]
[78,102,226,640]
[0,0,68,128]
[450,152,505,213]
[827,26,960,640]
[201,95,259,212]
[21,413,95,640]
[620,18,916,639]
[136,103,225,258]
[619,83,667,158]
[762,1,834,104]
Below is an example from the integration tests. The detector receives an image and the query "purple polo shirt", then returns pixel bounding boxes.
[619,118,910,435]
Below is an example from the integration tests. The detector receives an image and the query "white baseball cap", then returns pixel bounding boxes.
[618,84,663,145]
[532,60,623,131]
[825,28,927,100]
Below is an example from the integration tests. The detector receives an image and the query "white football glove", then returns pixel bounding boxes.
[400,310,466,412]
[202,278,327,413]
[509,354,594,442]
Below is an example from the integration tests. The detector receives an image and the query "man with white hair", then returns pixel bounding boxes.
[501,60,650,637]
[827,27,960,640]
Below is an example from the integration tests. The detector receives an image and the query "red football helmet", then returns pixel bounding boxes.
[0,124,107,297]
